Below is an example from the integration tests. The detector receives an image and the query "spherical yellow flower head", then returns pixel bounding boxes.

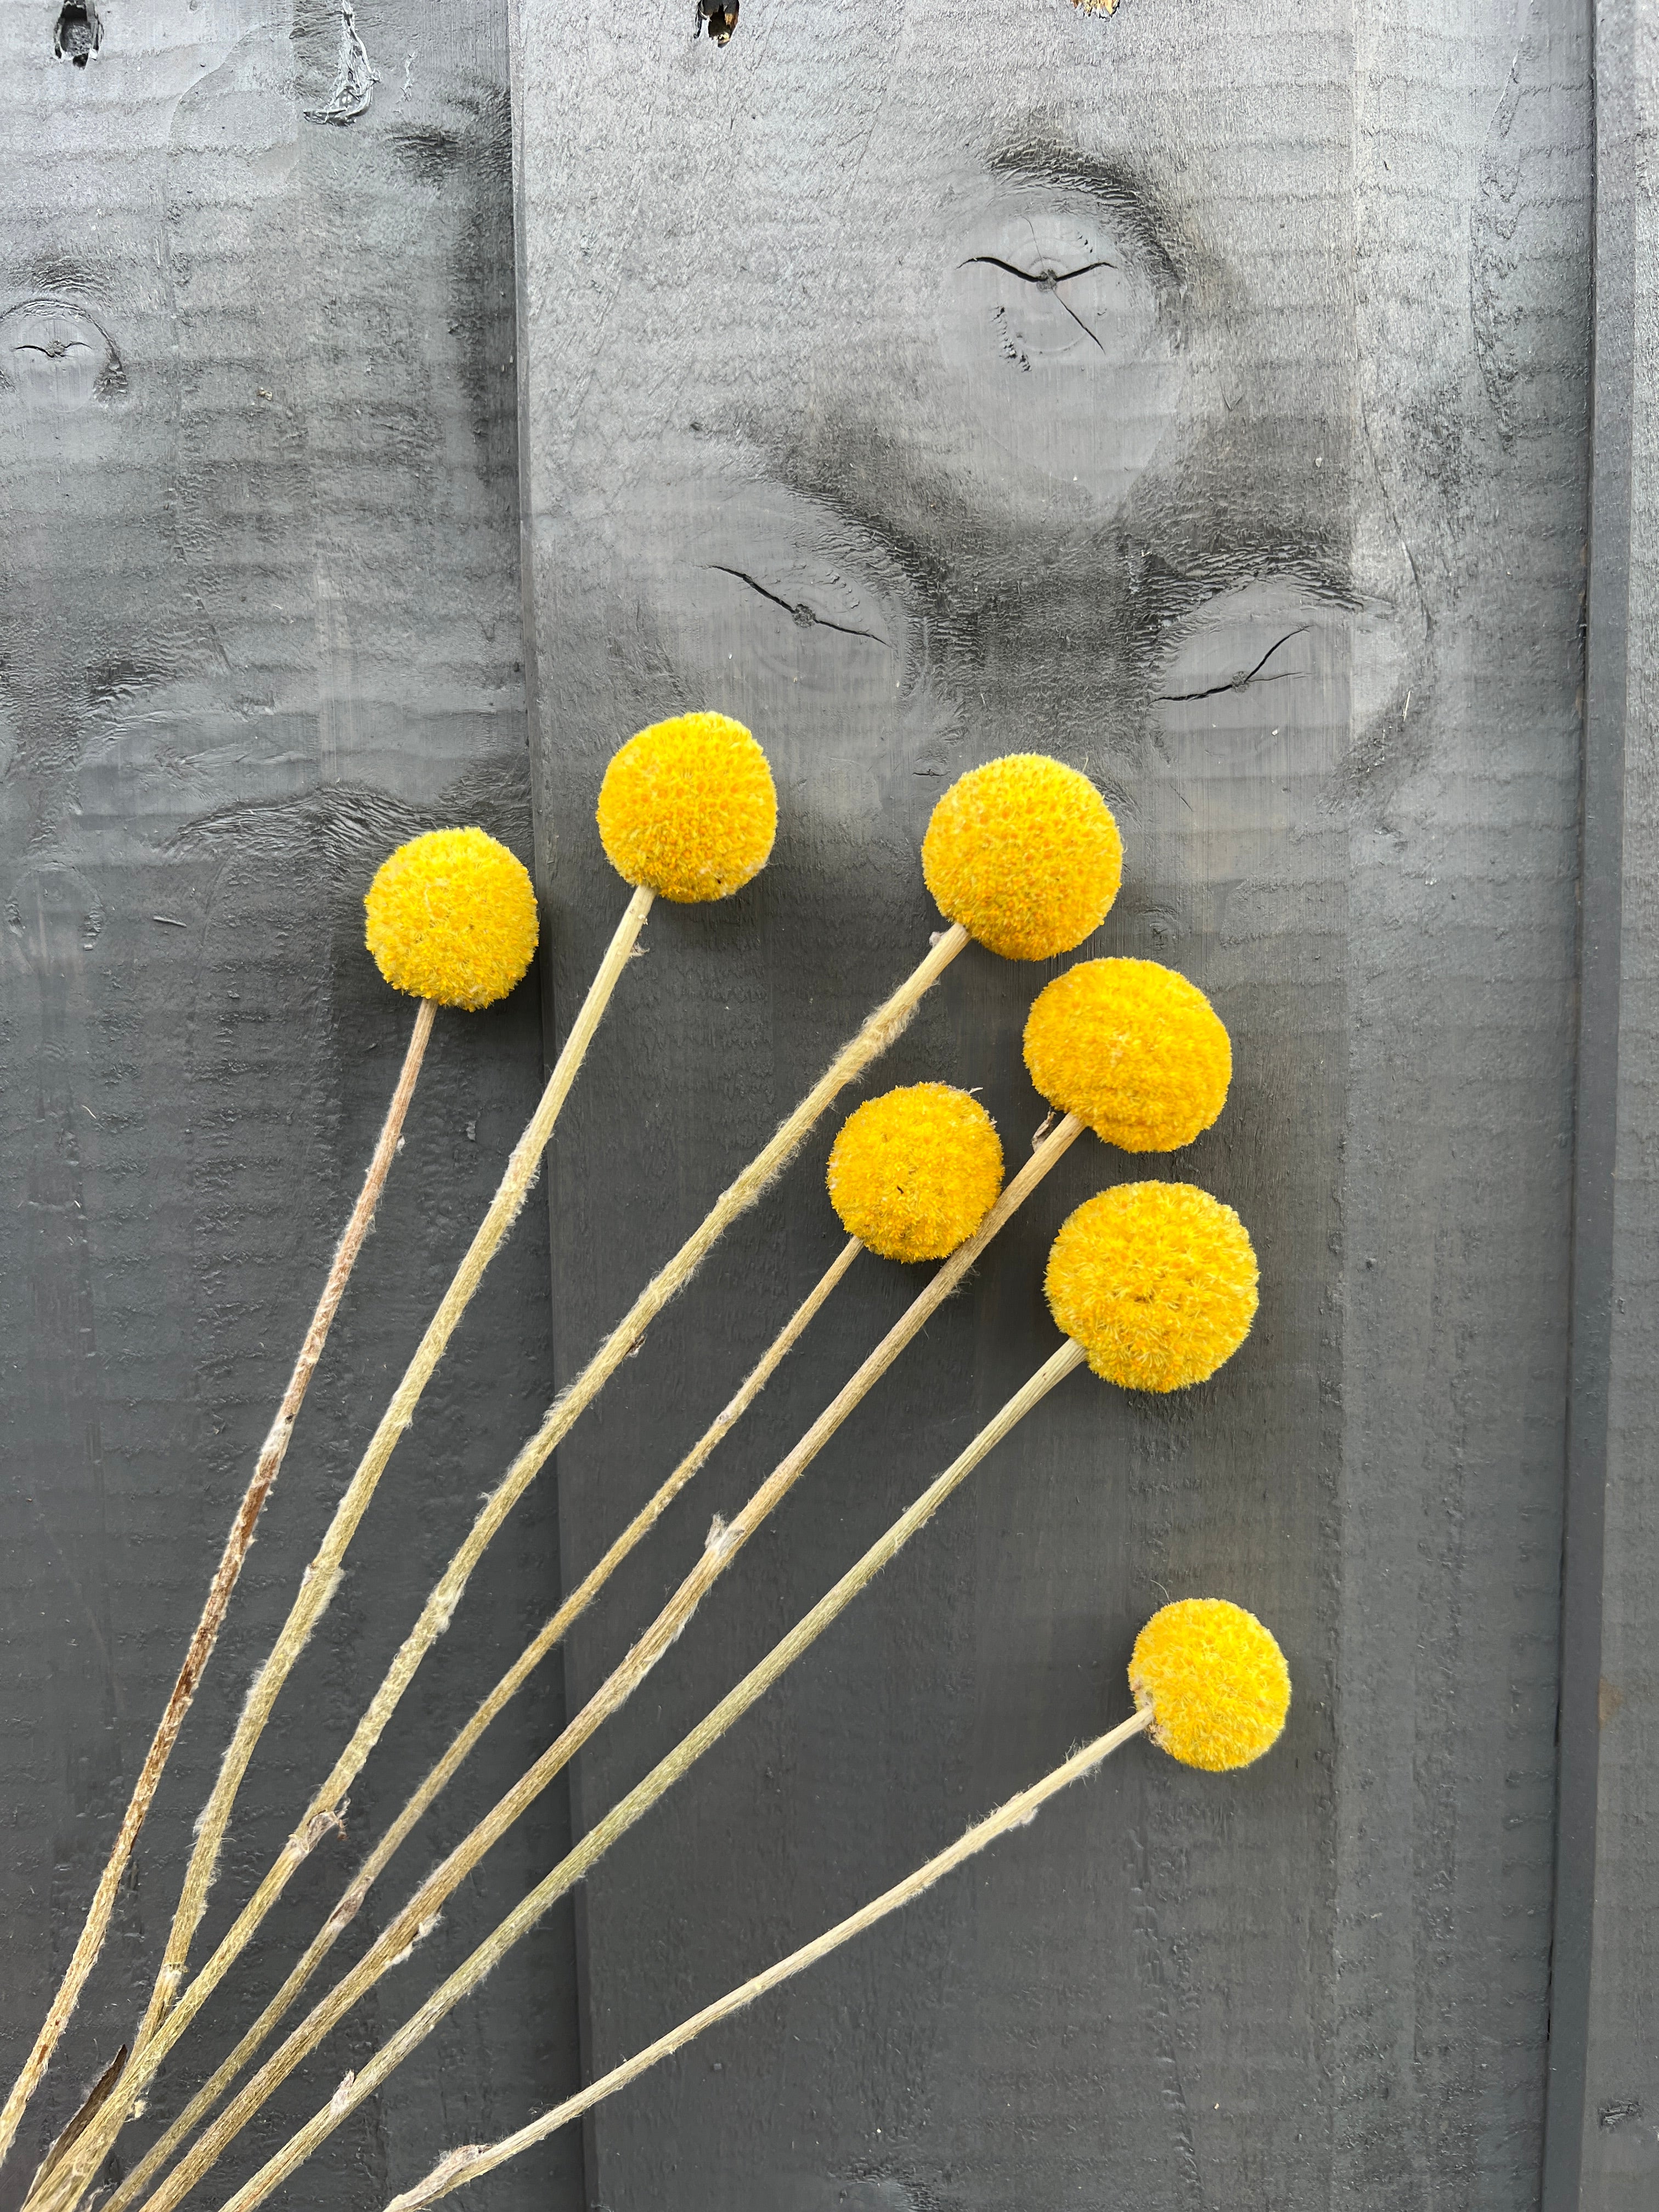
[1129,1598,1290,1771]
[1023,959,1232,1152]
[596,712,777,903]
[921,754,1123,961]
[826,1083,1005,1262]
[364,827,539,1011]
[1044,1182,1258,1392]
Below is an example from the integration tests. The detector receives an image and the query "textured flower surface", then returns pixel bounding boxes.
[1129,1598,1290,1770]
[826,1083,1005,1262]
[1024,958,1231,1151]
[597,711,777,902]
[921,754,1122,961]
[1045,1181,1258,1390]
[364,827,539,1010]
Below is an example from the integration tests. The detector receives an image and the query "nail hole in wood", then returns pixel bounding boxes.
[54,0,101,64]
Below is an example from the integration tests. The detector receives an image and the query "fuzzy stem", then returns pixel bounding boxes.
[187,1338,1090,2212]
[99,1234,861,2212]
[387,1704,1155,2210]
[0,995,436,2186]
[134,1324,1086,2212]
[96,920,970,2197]
[22,888,654,2212]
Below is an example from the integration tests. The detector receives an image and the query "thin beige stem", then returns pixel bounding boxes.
[100,1235,861,2212]
[22,889,654,2212]
[136,1333,1087,2212]
[0,996,436,2185]
[388,1703,1155,2211]
[94,922,971,2198]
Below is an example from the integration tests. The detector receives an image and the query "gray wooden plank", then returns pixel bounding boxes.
[1572,2,1659,2203]
[0,8,583,2209]
[514,3,1590,2207]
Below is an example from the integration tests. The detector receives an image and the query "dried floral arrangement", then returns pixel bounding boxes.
[1,715,1288,2212]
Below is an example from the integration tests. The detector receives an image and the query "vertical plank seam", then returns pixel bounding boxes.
[1541,1,1633,2202]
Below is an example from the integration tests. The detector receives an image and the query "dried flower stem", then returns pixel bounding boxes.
[131,1128,1082,2212]
[162,1335,1090,2212]
[0,996,436,2182]
[71,924,969,2212]
[387,1703,1155,2210]
[100,1234,861,2212]
[92,922,972,2200]
[23,888,654,2212]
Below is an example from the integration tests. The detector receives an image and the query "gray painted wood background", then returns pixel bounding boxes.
[1,2,1652,2210]
[0,3,580,2209]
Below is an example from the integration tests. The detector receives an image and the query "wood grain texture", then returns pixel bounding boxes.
[1572,2,1659,2203]
[511,3,1589,2209]
[0,7,582,2209]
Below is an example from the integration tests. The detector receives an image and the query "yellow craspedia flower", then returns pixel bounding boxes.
[1045,1182,1258,1391]
[596,711,777,902]
[364,827,539,1011]
[1129,1598,1290,1771]
[921,754,1122,961]
[1023,958,1231,1152]
[826,1083,1005,1262]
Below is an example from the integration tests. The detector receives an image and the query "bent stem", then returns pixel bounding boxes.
[172,1336,1090,2212]
[100,1234,861,2212]
[0,995,436,2184]
[99,921,970,2197]
[387,1704,1156,2210]
[24,887,654,2212]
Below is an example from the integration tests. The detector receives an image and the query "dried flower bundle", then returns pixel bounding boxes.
[3,719,1288,2212]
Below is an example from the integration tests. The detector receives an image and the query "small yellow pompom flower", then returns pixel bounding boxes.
[921,754,1123,961]
[826,1083,1005,1262]
[1129,1598,1291,1771]
[597,711,777,903]
[1045,1182,1258,1391]
[1024,958,1231,1152]
[364,827,539,1011]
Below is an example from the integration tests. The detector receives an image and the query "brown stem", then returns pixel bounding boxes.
[23,885,654,2212]
[178,1339,1091,2212]
[387,1707,1156,2210]
[127,1121,1083,2212]
[0,996,436,2185]
[98,1234,861,2212]
[95,919,968,2209]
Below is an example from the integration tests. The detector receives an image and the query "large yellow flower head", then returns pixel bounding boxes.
[1045,1182,1258,1391]
[597,711,777,903]
[921,754,1123,961]
[826,1083,1005,1262]
[1024,958,1231,1152]
[364,827,539,1011]
[1129,1598,1291,1771]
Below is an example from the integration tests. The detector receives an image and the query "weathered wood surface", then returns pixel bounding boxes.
[1564,3,1659,2204]
[515,4,1591,2209]
[0,7,582,2210]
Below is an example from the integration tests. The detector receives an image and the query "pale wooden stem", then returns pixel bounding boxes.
[136,1332,1087,2212]
[94,921,971,2199]
[0,996,436,2186]
[22,889,655,2212]
[388,1703,1156,2211]
[99,1234,861,2212]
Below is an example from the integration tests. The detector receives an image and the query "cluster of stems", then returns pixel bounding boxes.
[3,911,971,2212]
